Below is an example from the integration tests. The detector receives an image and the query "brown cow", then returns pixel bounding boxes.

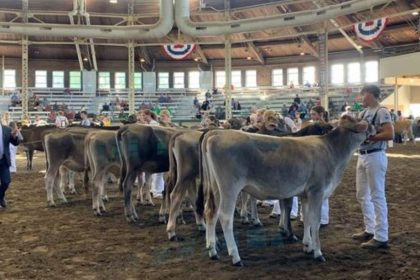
[394,119,415,144]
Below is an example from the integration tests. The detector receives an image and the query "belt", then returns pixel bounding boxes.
[359,148,383,155]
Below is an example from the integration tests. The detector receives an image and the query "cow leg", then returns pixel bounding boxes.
[249,196,262,227]
[218,188,243,266]
[123,169,138,223]
[205,191,220,261]
[303,193,324,262]
[135,172,145,204]
[186,188,206,232]
[167,175,195,240]
[239,192,250,224]
[68,171,76,195]
[279,198,298,242]
[302,199,313,254]
[58,166,68,194]
[91,173,102,216]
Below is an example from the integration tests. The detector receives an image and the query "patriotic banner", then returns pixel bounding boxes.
[162,44,196,60]
[354,18,387,42]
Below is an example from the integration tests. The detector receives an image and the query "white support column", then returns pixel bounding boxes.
[128,41,135,115]
[1,55,4,96]
[224,37,232,120]
[318,24,329,110]
[394,77,398,111]
[21,0,29,117]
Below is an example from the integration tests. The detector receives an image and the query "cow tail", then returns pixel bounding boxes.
[166,132,183,207]
[196,129,210,218]
[83,135,91,193]
[116,126,128,192]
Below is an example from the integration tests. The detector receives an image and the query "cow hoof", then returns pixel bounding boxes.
[102,196,109,202]
[169,235,184,242]
[241,218,250,225]
[197,224,206,232]
[286,234,299,243]
[315,255,326,263]
[158,216,167,224]
[94,211,102,217]
[69,190,77,195]
[253,222,263,227]
[47,202,56,207]
[209,254,220,261]
[232,260,244,267]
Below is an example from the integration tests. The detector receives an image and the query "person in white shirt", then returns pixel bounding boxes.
[142,110,163,198]
[34,115,48,127]
[80,111,91,127]
[55,111,69,128]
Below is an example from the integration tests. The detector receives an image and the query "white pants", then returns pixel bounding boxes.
[272,196,299,217]
[9,143,17,173]
[151,173,164,194]
[356,151,388,242]
[300,198,329,224]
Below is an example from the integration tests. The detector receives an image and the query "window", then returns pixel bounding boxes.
[245,70,257,88]
[215,71,225,89]
[158,72,169,89]
[114,72,126,89]
[52,71,64,88]
[365,61,378,83]
[69,71,81,89]
[134,72,142,89]
[287,67,299,86]
[3,69,16,88]
[173,72,185,89]
[272,69,283,86]
[35,70,47,88]
[303,66,316,85]
[98,72,110,89]
[347,62,361,84]
[331,64,344,84]
[188,71,200,88]
[231,70,242,88]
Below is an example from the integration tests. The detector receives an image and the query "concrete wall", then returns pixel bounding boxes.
[380,52,420,79]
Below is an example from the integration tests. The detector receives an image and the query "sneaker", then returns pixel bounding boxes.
[320,223,328,228]
[269,213,280,219]
[0,199,7,208]
[290,215,298,220]
[152,193,163,199]
[361,239,389,249]
[352,231,374,241]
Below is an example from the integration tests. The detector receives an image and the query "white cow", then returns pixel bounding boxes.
[198,116,370,266]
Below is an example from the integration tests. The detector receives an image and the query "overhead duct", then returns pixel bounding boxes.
[175,0,391,37]
[0,0,173,40]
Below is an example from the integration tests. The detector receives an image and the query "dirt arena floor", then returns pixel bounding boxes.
[1,143,420,280]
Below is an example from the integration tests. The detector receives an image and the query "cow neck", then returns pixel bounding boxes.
[325,127,364,160]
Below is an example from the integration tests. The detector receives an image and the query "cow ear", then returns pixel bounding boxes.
[355,121,368,132]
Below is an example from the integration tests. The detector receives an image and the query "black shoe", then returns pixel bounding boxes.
[320,223,328,228]
[352,231,374,241]
[0,199,7,208]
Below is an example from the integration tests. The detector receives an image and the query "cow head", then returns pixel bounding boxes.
[338,115,370,138]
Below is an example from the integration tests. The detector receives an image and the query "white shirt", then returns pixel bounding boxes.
[55,115,69,128]
[284,116,298,133]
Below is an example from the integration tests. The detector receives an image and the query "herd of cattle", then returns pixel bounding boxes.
[18,117,418,266]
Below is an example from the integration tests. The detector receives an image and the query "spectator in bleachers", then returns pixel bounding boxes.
[288,102,298,117]
[80,111,91,127]
[193,96,199,107]
[306,98,314,112]
[159,109,175,127]
[205,90,212,100]
[281,103,288,117]
[53,102,59,112]
[303,80,311,88]
[42,97,49,109]
[201,99,211,111]
[165,94,172,103]
[10,91,20,107]
[293,94,301,104]
[341,101,349,112]
[55,111,69,128]
[21,114,31,127]
[48,111,56,124]
[232,98,241,110]
[297,102,307,119]
[158,94,166,104]
[102,103,110,112]
[102,115,111,127]
[34,115,48,127]
[212,88,219,95]
[289,81,295,89]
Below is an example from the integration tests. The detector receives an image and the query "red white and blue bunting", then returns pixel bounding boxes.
[162,44,196,60]
[353,18,387,42]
